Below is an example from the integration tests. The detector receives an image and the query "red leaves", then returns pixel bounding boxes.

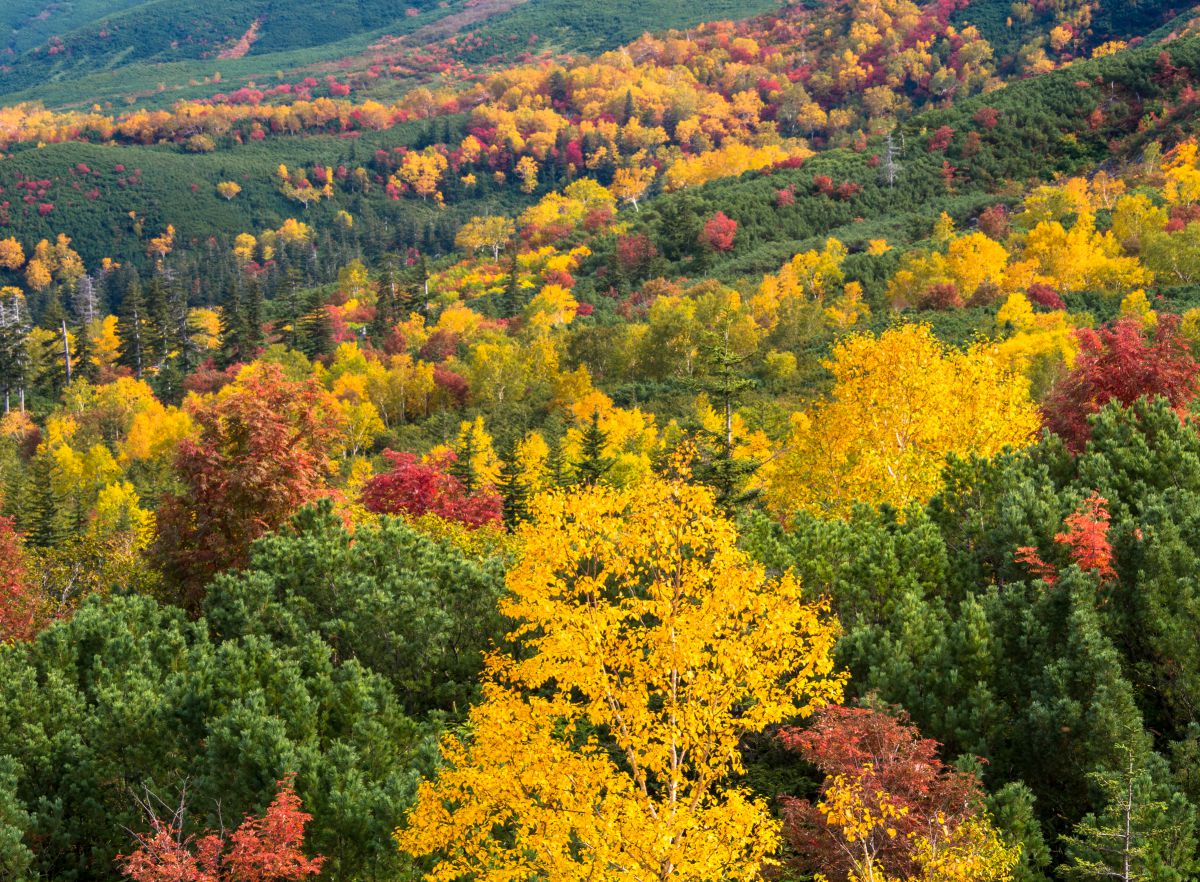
[699,211,737,252]
[916,282,963,310]
[1016,493,1116,585]
[927,125,955,151]
[1026,282,1064,311]
[153,364,346,607]
[615,233,658,276]
[119,778,322,882]
[1015,546,1058,586]
[1056,492,1116,583]
[779,705,983,881]
[0,517,42,642]
[361,451,502,529]
[972,106,1000,129]
[1044,315,1200,451]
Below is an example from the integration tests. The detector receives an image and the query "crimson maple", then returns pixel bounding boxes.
[153,363,346,609]
[779,705,984,882]
[119,778,323,882]
[360,450,502,528]
[699,211,738,252]
[1043,315,1200,451]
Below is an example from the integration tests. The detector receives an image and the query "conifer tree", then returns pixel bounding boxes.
[1062,737,1198,882]
[574,411,612,486]
[495,446,530,531]
[117,273,148,379]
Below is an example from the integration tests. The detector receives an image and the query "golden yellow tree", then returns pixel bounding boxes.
[454,215,516,261]
[611,165,656,211]
[764,324,1040,521]
[398,478,845,882]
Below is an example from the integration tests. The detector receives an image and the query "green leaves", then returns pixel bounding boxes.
[205,500,506,716]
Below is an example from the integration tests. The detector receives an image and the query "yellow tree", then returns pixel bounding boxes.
[216,180,242,200]
[454,215,516,261]
[0,237,24,270]
[611,165,657,211]
[398,149,449,201]
[764,324,1040,521]
[398,478,845,882]
[515,155,539,194]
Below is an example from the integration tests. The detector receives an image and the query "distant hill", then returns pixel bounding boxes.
[0,0,779,108]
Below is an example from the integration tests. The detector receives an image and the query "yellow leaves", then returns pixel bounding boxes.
[89,316,121,373]
[397,148,449,200]
[519,179,616,244]
[188,308,222,351]
[453,416,501,487]
[147,225,175,262]
[275,217,312,245]
[611,164,656,210]
[818,770,910,846]
[514,155,539,193]
[233,233,257,265]
[216,180,242,200]
[1164,138,1200,207]
[756,238,848,321]
[1120,288,1157,328]
[911,815,1019,882]
[24,258,51,292]
[524,283,578,331]
[1022,212,1151,295]
[764,324,1041,521]
[91,481,154,550]
[816,773,1018,882]
[943,232,1009,297]
[434,301,484,339]
[120,401,195,465]
[0,237,24,270]
[825,280,871,330]
[454,215,516,261]
[993,292,1079,382]
[662,141,808,191]
[399,478,845,882]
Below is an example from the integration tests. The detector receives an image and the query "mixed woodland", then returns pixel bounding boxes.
[7,0,1200,880]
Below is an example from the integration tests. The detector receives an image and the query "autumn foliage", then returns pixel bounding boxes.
[152,363,346,608]
[1044,315,1200,451]
[700,211,738,252]
[360,450,502,528]
[119,777,323,882]
[398,478,845,882]
[1056,493,1116,581]
[0,517,42,642]
[780,705,1016,882]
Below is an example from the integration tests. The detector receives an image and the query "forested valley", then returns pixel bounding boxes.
[5,0,1200,880]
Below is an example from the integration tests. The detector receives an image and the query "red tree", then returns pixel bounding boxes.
[1056,492,1116,583]
[361,451,502,528]
[927,125,955,151]
[153,363,347,608]
[0,517,42,642]
[615,233,658,277]
[699,211,738,252]
[779,705,984,882]
[119,778,323,882]
[1043,315,1200,451]
[1026,282,1065,310]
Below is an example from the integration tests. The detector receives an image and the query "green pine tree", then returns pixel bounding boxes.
[495,447,530,531]
[573,411,612,487]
